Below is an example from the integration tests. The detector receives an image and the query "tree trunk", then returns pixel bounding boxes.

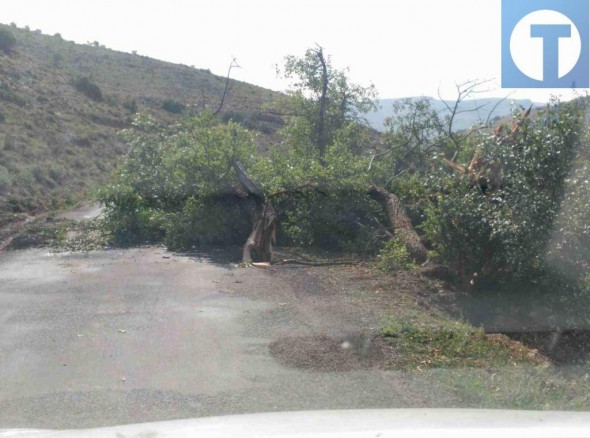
[368,185,428,263]
[242,199,276,263]
[233,161,276,263]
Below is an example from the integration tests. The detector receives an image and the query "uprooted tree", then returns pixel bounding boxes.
[98,48,589,291]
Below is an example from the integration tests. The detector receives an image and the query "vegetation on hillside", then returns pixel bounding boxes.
[0,29,16,53]
[0,23,281,224]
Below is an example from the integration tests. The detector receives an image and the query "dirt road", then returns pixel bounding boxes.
[0,246,426,429]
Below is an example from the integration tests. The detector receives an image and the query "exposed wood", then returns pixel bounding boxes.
[242,199,276,263]
[232,161,275,263]
[368,185,428,263]
[234,161,265,201]
[273,259,356,267]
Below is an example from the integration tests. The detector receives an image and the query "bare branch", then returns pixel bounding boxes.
[438,79,494,161]
[214,57,240,116]
[486,92,515,126]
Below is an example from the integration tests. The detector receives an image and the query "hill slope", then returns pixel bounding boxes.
[0,23,282,224]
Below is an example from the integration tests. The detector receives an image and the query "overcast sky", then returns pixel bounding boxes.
[0,0,583,103]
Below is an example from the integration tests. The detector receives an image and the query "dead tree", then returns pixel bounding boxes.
[214,58,240,116]
[368,185,428,263]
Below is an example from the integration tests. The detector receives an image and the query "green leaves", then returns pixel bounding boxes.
[99,111,258,247]
[422,98,588,284]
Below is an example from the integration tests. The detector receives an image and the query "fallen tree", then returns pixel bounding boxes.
[368,185,428,263]
[235,161,427,264]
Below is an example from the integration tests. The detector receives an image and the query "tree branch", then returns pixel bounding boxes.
[214,57,240,116]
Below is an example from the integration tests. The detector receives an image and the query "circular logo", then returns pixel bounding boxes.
[510,9,581,81]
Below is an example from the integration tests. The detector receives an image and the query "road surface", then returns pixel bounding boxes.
[0,246,422,429]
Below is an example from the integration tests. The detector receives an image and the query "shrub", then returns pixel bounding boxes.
[98,112,257,248]
[3,135,15,151]
[547,156,590,280]
[0,30,16,54]
[422,99,586,284]
[123,98,138,113]
[48,165,65,183]
[0,112,5,124]
[74,77,103,101]
[0,168,11,192]
[162,99,184,114]
[0,87,27,107]
[376,236,415,271]
[52,53,63,66]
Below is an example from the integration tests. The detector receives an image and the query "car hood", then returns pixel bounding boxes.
[2,409,590,438]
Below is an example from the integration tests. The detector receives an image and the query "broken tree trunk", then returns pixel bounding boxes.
[233,161,276,263]
[368,185,428,263]
[242,199,276,263]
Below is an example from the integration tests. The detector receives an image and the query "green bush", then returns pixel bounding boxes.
[421,99,586,283]
[52,53,63,66]
[0,168,11,192]
[0,30,16,54]
[98,112,257,248]
[377,236,415,271]
[0,87,27,107]
[3,135,15,151]
[547,156,590,280]
[74,77,103,101]
[123,98,138,113]
[162,99,184,114]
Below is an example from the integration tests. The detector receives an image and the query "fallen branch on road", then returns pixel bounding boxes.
[273,259,357,267]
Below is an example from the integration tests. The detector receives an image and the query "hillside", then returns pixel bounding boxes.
[366,97,539,132]
[0,23,283,224]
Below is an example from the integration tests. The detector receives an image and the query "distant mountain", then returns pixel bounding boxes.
[366,97,540,132]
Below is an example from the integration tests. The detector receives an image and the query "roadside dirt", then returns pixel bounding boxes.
[269,334,393,372]
[211,260,448,372]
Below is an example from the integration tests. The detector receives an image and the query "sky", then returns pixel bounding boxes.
[0,0,584,103]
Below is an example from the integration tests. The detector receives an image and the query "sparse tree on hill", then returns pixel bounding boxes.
[0,30,17,54]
